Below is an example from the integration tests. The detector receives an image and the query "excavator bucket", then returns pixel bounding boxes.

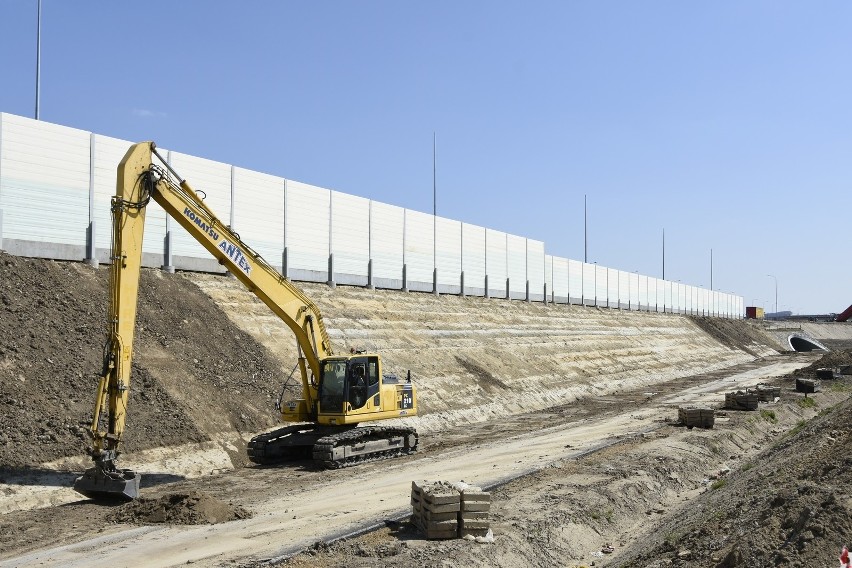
[73,466,141,500]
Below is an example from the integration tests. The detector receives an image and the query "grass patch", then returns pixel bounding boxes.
[797,396,816,409]
[787,419,807,438]
[830,381,850,392]
[589,508,613,523]
[710,479,727,491]
[741,462,753,472]
[760,409,778,423]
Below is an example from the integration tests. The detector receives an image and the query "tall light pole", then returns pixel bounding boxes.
[35,0,42,120]
[767,274,777,315]
[432,132,437,295]
[584,194,588,263]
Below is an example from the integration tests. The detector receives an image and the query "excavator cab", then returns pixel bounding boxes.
[316,355,384,420]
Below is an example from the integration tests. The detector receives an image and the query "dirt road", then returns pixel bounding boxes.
[0,353,818,567]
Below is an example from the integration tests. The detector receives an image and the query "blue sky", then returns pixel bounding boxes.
[1,1,850,314]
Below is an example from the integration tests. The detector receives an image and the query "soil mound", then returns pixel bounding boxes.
[790,348,852,376]
[108,491,252,525]
[0,252,286,468]
[689,316,778,355]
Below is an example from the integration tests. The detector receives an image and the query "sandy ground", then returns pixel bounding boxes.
[0,353,825,567]
[2,254,847,567]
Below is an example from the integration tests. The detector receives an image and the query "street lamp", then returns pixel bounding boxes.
[35,0,42,120]
[767,274,778,315]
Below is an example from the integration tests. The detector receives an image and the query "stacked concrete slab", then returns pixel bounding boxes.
[795,378,821,393]
[411,480,491,539]
[754,383,781,402]
[725,390,759,410]
[678,406,715,428]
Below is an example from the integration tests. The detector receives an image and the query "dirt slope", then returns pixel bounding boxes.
[192,274,783,436]
[0,252,284,470]
[0,251,784,474]
[618,379,852,567]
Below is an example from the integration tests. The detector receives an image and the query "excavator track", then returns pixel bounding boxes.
[312,426,418,469]
[248,424,418,468]
[247,424,319,464]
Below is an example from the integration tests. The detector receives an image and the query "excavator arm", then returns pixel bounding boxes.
[74,142,335,499]
[75,141,417,500]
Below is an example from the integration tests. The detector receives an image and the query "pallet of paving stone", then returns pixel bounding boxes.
[838,365,852,376]
[724,391,758,411]
[753,384,781,402]
[411,480,461,539]
[815,368,841,380]
[453,481,492,537]
[410,480,425,523]
[795,377,821,394]
[677,406,715,429]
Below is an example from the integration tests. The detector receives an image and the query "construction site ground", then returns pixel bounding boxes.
[1,252,850,567]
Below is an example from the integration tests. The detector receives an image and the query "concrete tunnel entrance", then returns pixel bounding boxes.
[788,334,827,352]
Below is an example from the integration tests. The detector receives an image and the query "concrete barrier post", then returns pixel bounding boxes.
[484,274,489,299]
[460,270,465,297]
[505,277,510,299]
[162,230,175,274]
[282,247,289,280]
[402,264,408,292]
[85,220,98,266]
[366,259,374,290]
[327,253,336,288]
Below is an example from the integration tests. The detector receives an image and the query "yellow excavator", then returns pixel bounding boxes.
[73,142,418,500]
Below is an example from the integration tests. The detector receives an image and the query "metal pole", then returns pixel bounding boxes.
[710,248,713,290]
[584,194,587,263]
[35,0,42,120]
[432,132,438,295]
[433,131,436,255]
[767,274,777,315]
[662,228,665,280]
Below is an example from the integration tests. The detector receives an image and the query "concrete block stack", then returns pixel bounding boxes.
[677,406,715,428]
[725,390,758,410]
[454,482,491,538]
[410,480,491,540]
[815,368,841,380]
[753,383,781,402]
[795,377,821,393]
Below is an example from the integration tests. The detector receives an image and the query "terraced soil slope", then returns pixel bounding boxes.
[193,274,781,434]
[0,251,780,474]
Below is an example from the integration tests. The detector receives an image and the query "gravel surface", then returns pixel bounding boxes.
[1,252,848,567]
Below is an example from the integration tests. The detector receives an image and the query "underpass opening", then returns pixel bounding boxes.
[788,334,827,352]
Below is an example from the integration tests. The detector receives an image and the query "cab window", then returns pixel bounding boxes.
[319,361,346,412]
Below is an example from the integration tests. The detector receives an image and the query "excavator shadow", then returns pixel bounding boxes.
[0,466,184,489]
[248,458,319,473]
[0,466,80,488]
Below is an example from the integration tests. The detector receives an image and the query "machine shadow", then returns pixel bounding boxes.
[0,466,185,489]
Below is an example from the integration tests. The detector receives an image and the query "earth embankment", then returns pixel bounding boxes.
[1,251,781,476]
